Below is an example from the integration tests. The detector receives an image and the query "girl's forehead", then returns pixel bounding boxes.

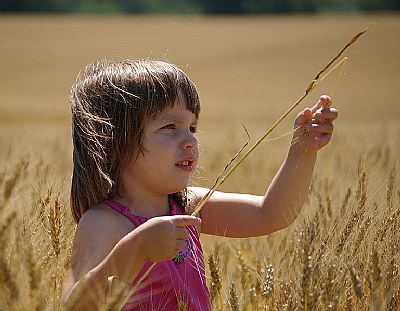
[154,104,198,121]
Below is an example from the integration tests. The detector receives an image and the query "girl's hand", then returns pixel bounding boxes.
[135,215,201,263]
[292,95,338,152]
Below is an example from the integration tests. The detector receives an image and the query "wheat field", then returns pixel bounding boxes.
[1,14,399,310]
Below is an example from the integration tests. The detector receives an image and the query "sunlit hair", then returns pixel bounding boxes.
[70,58,200,223]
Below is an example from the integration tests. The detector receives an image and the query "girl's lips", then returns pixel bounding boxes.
[176,159,195,172]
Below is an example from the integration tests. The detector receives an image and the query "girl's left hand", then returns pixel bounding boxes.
[292,95,338,152]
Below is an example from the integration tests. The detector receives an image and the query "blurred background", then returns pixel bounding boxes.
[1,1,399,191]
[1,4,400,309]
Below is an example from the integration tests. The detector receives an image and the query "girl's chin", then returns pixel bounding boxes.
[167,182,190,194]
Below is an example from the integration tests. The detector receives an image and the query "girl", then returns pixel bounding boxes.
[63,58,338,310]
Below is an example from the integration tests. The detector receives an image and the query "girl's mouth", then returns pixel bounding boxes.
[176,160,195,172]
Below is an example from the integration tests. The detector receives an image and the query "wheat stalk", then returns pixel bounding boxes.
[116,27,370,310]
[192,27,369,217]
[236,250,251,295]
[0,212,19,304]
[228,281,240,311]
[348,263,363,299]
[208,254,223,309]
[262,264,274,303]
[299,224,317,311]
[1,158,29,210]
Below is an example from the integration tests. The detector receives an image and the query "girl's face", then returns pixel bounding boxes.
[122,98,199,197]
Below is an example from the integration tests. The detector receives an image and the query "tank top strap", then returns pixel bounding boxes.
[103,200,146,227]
[170,199,184,216]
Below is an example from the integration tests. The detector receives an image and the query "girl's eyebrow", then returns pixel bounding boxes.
[156,112,175,121]
[156,111,198,124]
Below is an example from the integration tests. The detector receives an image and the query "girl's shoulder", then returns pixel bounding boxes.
[186,187,208,212]
[80,202,132,225]
[77,203,136,244]
[187,186,209,199]
[70,204,136,280]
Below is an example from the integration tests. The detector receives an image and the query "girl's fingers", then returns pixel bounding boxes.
[292,95,337,151]
[175,227,190,241]
[311,95,332,114]
[295,96,335,127]
[316,134,333,147]
[308,123,334,135]
[174,239,187,252]
[309,123,334,149]
[313,107,338,123]
[172,215,201,228]
[295,108,312,126]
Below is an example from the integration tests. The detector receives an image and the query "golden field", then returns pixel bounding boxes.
[0,14,399,310]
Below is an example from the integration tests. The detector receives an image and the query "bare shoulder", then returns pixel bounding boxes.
[77,203,134,235]
[187,187,209,209]
[70,203,135,281]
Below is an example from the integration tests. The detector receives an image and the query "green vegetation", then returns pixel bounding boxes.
[1,0,399,14]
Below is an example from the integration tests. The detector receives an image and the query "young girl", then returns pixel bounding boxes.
[63,58,338,310]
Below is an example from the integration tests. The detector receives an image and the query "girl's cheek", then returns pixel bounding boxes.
[194,146,200,159]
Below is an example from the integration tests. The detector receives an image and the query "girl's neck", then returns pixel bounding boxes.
[115,191,170,218]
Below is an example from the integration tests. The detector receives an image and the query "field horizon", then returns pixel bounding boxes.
[1,14,399,310]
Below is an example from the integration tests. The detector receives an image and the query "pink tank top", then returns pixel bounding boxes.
[104,199,211,311]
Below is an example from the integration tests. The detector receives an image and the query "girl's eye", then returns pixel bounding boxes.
[162,124,176,130]
[190,126,197,134]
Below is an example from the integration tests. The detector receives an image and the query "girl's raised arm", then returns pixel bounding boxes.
[195,95,338,238]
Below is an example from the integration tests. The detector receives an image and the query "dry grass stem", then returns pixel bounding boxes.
[208,254,223,309]
[228,282,240,311]
[262,264,275,302]
[191,27,369,217]
[348,263,363,299]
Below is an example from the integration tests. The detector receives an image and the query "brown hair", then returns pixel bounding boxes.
[70,59,200,223]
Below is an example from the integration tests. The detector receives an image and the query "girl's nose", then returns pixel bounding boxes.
[181,132,198,150]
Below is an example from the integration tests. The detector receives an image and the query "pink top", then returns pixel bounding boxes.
[104,199,211,311]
